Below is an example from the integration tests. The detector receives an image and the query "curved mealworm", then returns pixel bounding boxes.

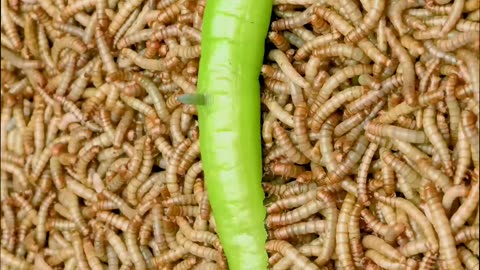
[268,49,310,89]
[423,182,463,269]
[310,86,368,132]
[272,121,310,164]
[265,240,319,270]
[294,31,341,60]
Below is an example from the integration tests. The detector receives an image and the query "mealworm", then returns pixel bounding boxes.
[310,86,368,131]
[58,189,89,236]
[355,142,378,204]
[104,227,131,265]
[1,0,22,50]
[1,46,42,69]
[323,135,369,185]
[272,121,310,164]
[332,192,355,270]
[266,198,326,228]
[35,192,56,247]
[423,182,464,269]
[108,0,144,36]
[384,27,417,106]
[374,193,439,252]
[458,246,479,270]
[70,231,90,270]
[122,47,173,71]
[314,6,390,66]
[346,0,385,43]
[365,249,405,270]
[1,247,33,270]
[461,110,479,169]
[268,49,310,89]
[272,5,314,31]
[294,31,341,61]
[450,180,479,232]
[455,225,480,245]
[95,27,118,75]
[82,239,103,270]
[265,240,319,270]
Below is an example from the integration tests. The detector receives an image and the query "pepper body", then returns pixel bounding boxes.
[197,0,272,269]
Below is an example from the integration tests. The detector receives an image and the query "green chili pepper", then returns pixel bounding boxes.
[196,0,272,269]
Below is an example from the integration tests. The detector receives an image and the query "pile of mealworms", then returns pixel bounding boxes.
[260,0,479,269]
[1,0,479,269]
[1,0,230,269]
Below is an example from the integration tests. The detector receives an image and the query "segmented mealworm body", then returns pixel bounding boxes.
[272,121,310,164]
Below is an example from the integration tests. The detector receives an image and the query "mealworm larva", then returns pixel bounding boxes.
[335,193,355,270]
[385,27,417,106]
[57,189,89,236]
[374,193,439,252]
[365,249,405,270]
[176,139,200,176]
[36,192,56,247]
[392,140,452,191]
[1,47,42,69]
[96,211,129,232]
[134,74,170,123]
[46,218,77,231]
[294,31,341,61]
[345,0,385,44]
[423,41,459,65]
[423,106,453,176]
[458,246,479,270]
[106,245,119,270]
[176,217,221,250]
[455,225,480,244]
[267,199,326,228]
[104,227,131,265]
[268,32,291,52]
[450,180,479,232]
[310,86,368,131]
[170,44,201,59]
[262,93,294,128]
[108,0,144,36]
[269,161,307,179]
[272,121,310,164]
[313,65,372,110]
[356,142,378,204]
[1,161,29,189]
[314,6,390,66]
[1,247,33,270]
[1,0,22,50]
[361,208,405,243]
[335,111,368,137]
[312,43,370,64]
[424,182,464,269]
[121,48,172,71]
[268,49,310,89]
[71,231,90,270]
[96,27,118,75]
[265,240,319,270]
[400,34,425,57]
[366,122,428,144]
[152,247,188,267]
[362,235,406,263]
[461,110,479,169]
[443,185,470,215]
[271,5,314,31]
[83,239,103,270]
[50,36,87,65]
[323,135,369,185]
[120,94,156,120]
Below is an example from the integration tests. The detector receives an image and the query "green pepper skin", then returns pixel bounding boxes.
[197,1,272,269]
